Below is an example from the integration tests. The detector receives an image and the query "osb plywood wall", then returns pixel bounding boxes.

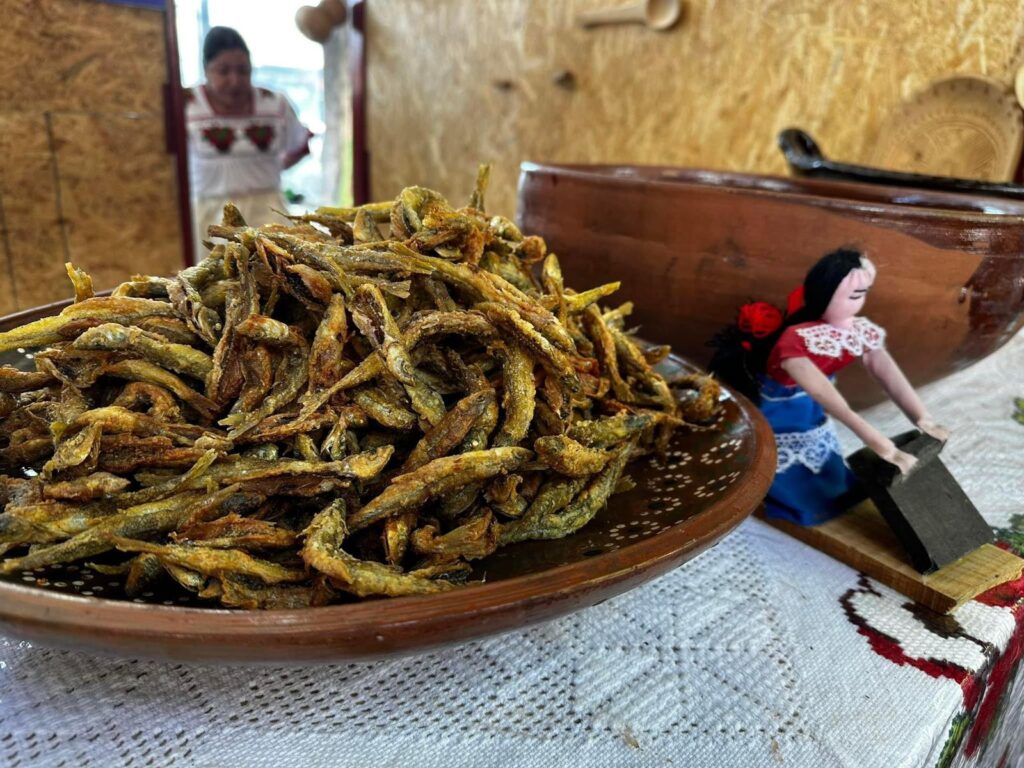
[0,0,184,315]
[365,0,1024,216]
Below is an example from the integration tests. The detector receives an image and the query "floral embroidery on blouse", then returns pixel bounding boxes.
[201,126,236,153]
[244,124,275,151]
[794,318,885,359]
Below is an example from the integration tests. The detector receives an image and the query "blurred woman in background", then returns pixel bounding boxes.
[186,26,312,259]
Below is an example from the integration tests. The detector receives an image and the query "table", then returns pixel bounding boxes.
[2,333,1022,768]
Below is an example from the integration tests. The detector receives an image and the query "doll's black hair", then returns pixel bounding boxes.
[707,247,865,403]
[203,26,250,68]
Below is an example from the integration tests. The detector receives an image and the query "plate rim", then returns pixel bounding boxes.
[0,299,776,661]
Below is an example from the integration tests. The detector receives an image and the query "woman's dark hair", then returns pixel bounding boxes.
[708,247,865,403]
[203,26,250,68]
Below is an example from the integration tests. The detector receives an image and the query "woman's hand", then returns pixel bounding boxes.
[868,436,919,475]
[916,416,950,442]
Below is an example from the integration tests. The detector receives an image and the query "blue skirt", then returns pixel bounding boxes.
[758,376,859,526]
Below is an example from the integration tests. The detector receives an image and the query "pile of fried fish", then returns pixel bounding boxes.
[0,168,719,608]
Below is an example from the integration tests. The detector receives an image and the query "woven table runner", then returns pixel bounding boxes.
[2,333,1022,768]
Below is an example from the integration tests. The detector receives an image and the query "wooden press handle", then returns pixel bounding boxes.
[577,2,648,28]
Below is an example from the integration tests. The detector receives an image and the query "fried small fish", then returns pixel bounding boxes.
[0,169,693,608]
[534,434,613,477]
[302,500,456,597]
[347,447,531,532]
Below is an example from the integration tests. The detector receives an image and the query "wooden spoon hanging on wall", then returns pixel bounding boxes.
[296,5,333,43]
[576,0,683,31]
[295,0,348,44]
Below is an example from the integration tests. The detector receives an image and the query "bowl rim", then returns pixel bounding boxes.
[517,161,1024,225]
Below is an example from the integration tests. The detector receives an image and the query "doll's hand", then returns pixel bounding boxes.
[916,417,950,443]
[886,448,918,476]
[872,438,919,475]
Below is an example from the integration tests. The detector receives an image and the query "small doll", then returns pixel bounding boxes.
[710,248,950,525]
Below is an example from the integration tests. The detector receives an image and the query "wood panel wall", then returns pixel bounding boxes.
[0,0,185,315]
[365,0,1024,217]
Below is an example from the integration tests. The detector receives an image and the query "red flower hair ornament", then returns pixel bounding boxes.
[786,285,805,316]
[737,301,783,338]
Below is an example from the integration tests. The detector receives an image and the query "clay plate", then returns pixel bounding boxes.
[0,300,775,664]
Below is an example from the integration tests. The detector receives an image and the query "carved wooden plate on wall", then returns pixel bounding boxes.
[0,302,775,663]
[871,76,1024,181]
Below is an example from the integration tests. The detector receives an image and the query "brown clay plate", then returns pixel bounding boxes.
[0,300,775,664]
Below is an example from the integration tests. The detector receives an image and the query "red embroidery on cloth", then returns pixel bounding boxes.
[841,577,975,699]
[245,124,275,151]
[201,126,235,153]
[842,570,1024,759]
[964,562,1024,756]
[965,608,1024,756]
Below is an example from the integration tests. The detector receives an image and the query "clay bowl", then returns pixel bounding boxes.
[0,301,774,664]
[517,162,1024,409]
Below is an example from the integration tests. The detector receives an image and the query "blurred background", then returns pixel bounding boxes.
[176,0,332,209]
[2,0,1024,314]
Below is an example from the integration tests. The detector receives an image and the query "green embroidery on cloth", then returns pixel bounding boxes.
[935,712,971,768]
[994,514,1024,557]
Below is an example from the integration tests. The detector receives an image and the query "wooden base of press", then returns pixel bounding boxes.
[759,500,1024,613]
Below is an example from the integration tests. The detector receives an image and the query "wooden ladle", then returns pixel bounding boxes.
[577,0,683,31]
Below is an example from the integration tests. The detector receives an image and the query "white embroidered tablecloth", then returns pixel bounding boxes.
[1,333,1022,768]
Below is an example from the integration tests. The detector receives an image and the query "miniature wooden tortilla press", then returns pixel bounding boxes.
[763,431,1024,613]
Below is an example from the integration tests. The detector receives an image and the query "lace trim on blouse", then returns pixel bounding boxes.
[794,318,885,359]
[775,421,842,475]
